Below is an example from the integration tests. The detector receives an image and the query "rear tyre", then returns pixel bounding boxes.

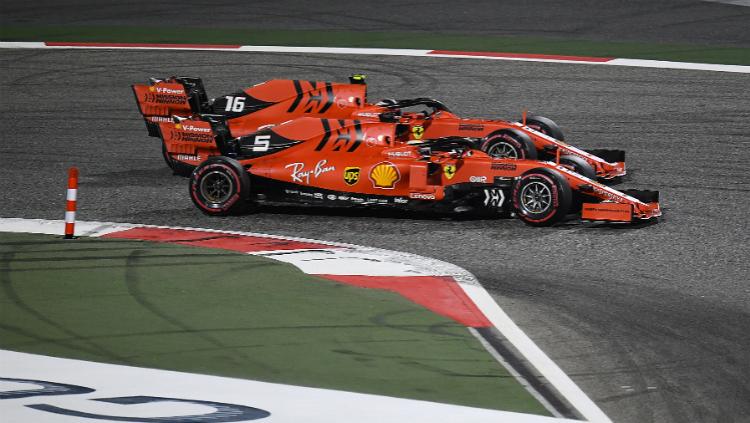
[513,168,572,226]
[559,154,596,180]
[521,115,565,141]
[481,129,538,160]
[190,156,253,215]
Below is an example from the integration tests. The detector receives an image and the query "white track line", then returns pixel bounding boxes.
[0,41,747,73]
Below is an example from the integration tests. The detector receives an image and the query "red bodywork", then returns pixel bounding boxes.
[182,117,660,225]
[133,77,625,179]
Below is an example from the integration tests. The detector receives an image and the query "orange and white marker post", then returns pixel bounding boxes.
[64,167,78,239]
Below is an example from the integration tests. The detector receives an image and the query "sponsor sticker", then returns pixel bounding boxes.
[285,160,335,184]
[386,150,414,158]
[343,167,361,186]
[458,123,484,131]
[491,163,517,171]
[356,111,380,118]
[469,175,488,183]
[147,116,172,122]
[409,192,436,200]
[369,162,401,189]
[155,86,184,95]
[181,124,211,133]
[170,130,213,143]
[483,189,505,208]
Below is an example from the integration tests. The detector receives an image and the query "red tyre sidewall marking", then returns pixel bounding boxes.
[483,133,525,159]
[513,173,560,223]
[526,124,546,135]
[191,163,242,213]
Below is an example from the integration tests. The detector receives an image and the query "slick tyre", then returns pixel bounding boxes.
[513,168,572,226]
[481,129,538,160]
[521,115,565,141]
[559,154,597,180]
[190,157,253,216]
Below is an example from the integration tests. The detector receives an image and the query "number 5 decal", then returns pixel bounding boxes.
[224,96,245,113]
[252,135,271,152]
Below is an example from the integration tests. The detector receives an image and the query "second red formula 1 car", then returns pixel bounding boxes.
[133,75,626,180]
[182,117,660,226]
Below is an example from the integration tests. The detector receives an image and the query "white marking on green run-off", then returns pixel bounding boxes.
[0,350,582,423]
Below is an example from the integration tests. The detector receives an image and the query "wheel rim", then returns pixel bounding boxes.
[487,141,519,158]
[520,181,552,214]
[200,170,234,204]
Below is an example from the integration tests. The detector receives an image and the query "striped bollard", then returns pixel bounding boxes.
[64,167,79,239]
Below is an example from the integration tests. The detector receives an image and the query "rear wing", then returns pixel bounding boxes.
[132,77,209,136]
[158,114,235,161]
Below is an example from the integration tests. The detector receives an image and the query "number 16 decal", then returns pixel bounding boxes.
[224,96,245,113]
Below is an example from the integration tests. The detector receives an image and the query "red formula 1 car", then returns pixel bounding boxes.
[132,76,625,180]
[184,117,660,226]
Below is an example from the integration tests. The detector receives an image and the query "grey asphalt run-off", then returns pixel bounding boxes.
[0,48,749,423]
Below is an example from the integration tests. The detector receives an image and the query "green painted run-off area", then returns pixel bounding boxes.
[0,232,547,415]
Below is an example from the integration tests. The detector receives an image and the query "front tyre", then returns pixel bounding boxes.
[522,115,565,141]
[513,168,572,226]
[559,154,596,180]
[190,156,252,215]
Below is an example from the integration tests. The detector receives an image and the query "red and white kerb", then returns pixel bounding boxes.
[64,167,78,239]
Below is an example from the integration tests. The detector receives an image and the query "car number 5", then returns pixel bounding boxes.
[253,135,271,152]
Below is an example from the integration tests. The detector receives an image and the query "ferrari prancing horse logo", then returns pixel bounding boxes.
[412,125,424,140]
[344,167,360,185]
[443,164,456,180]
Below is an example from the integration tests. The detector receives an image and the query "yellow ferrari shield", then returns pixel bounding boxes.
[412,125,424,140]
[443,164,456,180]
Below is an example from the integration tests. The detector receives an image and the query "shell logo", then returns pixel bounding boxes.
[149,86,156,92]
[369,162,400,189]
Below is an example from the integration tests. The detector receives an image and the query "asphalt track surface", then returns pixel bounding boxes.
[2,0,750,47]
[1,48,749,423]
